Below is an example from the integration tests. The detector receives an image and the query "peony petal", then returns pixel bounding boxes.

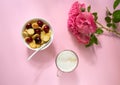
[82,12,97,33]
[75,12,97,34]
[68,1,86,17]
[69,1,80,17]
[75,33,90,44]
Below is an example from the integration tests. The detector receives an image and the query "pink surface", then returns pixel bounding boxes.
[0,0,120,85]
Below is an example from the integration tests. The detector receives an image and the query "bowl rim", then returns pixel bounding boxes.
[55,50,79,73]
[21,18,54,51]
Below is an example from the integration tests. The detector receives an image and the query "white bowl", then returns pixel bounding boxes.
[21,18,54,51]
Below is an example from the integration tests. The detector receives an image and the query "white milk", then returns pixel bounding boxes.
[56,50,78,72]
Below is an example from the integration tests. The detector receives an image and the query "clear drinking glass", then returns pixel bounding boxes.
[55,50,79,77]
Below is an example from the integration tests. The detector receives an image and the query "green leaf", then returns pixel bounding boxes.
[91,34,98,44]
[92,12,98,21]
[81,8,85,12]
[85,40,93,47]
[87,5,91,12]
[106,8,112,16]
[112,10,120,23]
[107,23,112,27]
[95,28,103,34]
[112,23,117,29]
[113,0,120,9]
[106,23,117,29]
[105,16,111,23]
[85,34,98,47]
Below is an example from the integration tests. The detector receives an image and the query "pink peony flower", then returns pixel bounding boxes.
[68,1,97,44]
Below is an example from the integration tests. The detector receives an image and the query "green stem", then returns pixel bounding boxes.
[96,21,120,37]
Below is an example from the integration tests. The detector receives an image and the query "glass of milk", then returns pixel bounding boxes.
[56,50,79,76]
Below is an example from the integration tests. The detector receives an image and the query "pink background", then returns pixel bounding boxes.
[0,0,120,85]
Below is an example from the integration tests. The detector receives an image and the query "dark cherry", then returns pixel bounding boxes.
[35,37,41,44]
[25,37,33,44]
[34,29,41,34]
[44,25,50,33]
[37,20,43,27]
[26,23,32,29]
